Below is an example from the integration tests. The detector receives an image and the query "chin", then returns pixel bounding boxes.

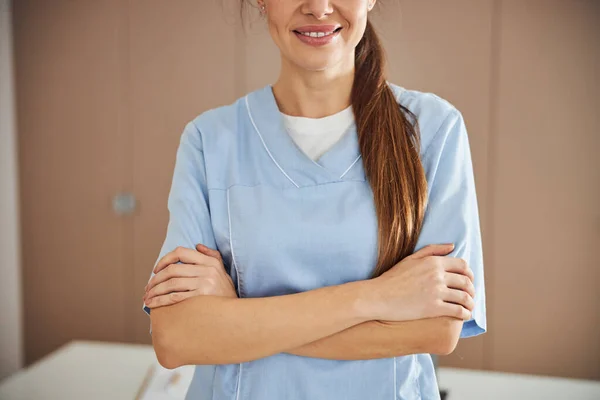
[292,54,343,73]
[297,62,332,72]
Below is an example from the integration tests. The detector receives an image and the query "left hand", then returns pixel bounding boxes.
[143,244,237,309]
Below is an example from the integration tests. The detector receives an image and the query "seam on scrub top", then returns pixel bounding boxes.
[244,96,300,188]
[227,188,245,400]
[208,183,262,192]
[207,179,367,194]
[393,356,397,400]
[227,189,242,297]
[339,155,362,179]
[420,108,459,158]
[414,354,422,399]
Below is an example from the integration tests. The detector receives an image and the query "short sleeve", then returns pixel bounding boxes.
[142,121,217,328]
[415,109,487,338]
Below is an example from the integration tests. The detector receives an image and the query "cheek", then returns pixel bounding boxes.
[343,21,368,50]
[266,10,292,49]
[338,5,369,44]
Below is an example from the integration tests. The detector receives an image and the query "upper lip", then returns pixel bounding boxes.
[294,25,341,33]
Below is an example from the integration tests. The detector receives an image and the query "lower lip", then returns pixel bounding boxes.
[294,30,341,47]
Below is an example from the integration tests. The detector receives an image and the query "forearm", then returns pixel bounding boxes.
[151,280,372,368]
[285,316,463,360]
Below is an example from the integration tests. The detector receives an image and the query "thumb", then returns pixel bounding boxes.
[409,243,455,259]
[196,243,223,261]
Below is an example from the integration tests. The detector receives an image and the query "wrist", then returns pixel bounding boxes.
[345,279,380,323]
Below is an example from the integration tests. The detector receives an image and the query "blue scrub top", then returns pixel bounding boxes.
[143,83,487,400]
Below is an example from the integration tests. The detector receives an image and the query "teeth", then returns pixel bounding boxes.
[300,31,335,38]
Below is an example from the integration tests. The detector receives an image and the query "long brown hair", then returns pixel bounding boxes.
[240,2,428,278]
[353,20,428,277]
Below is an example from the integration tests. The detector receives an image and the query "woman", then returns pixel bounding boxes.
[142,0,486,399]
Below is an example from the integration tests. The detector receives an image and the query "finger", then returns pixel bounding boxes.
[438,302,472,321]
[410,243,454,259]
[443,257,475,283]
[145,277,197,301]
[443,288,475,311]
[153,246,211,274]
[445,272,476,298]
[196,243,223,262]
[196,245,227,272]
[147,263,199,292]
[145,290,197,309]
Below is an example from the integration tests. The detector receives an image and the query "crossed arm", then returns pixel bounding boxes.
[286,317,462,360]
[150,279,463,369]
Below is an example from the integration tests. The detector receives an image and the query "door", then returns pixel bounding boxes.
[14,0,131,363]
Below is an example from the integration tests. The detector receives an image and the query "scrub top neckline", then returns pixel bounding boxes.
[245,85,362,187]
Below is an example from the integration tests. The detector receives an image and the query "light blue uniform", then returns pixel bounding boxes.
[143,83,487,400]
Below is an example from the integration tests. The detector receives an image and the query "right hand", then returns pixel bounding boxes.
[368,244,475,322]
[143,244,237,309]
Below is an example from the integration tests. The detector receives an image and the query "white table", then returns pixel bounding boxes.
[0,341,156,400]
[437,367,600,400]
[1,340,599,400]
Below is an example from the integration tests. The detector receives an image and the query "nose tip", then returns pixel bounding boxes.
[304,1,334,19]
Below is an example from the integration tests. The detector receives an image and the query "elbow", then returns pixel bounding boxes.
[430,317,463,356]
[150,311,183,369]
[153,336,182,370]
[150,306,235,367]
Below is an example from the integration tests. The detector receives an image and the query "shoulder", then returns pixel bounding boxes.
[177,89,267,188]
[387,82,464,156]
[188,94,247,139]
[176,90,261,161]
[184,86,274,149]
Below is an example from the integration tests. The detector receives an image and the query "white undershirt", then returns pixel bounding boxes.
[281,105,354,161]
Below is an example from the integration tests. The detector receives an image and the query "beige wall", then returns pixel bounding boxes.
[0,0,24,381]
[488,0,600,379]
[11,0,600,380]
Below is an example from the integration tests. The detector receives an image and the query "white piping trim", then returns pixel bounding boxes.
[236,362,243,400]
[339,155,362,179]
[227,188,243,400]
[227,189,241,296]
[244,96,299,188]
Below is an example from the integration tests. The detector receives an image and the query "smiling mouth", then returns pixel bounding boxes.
[293,27,343,37]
